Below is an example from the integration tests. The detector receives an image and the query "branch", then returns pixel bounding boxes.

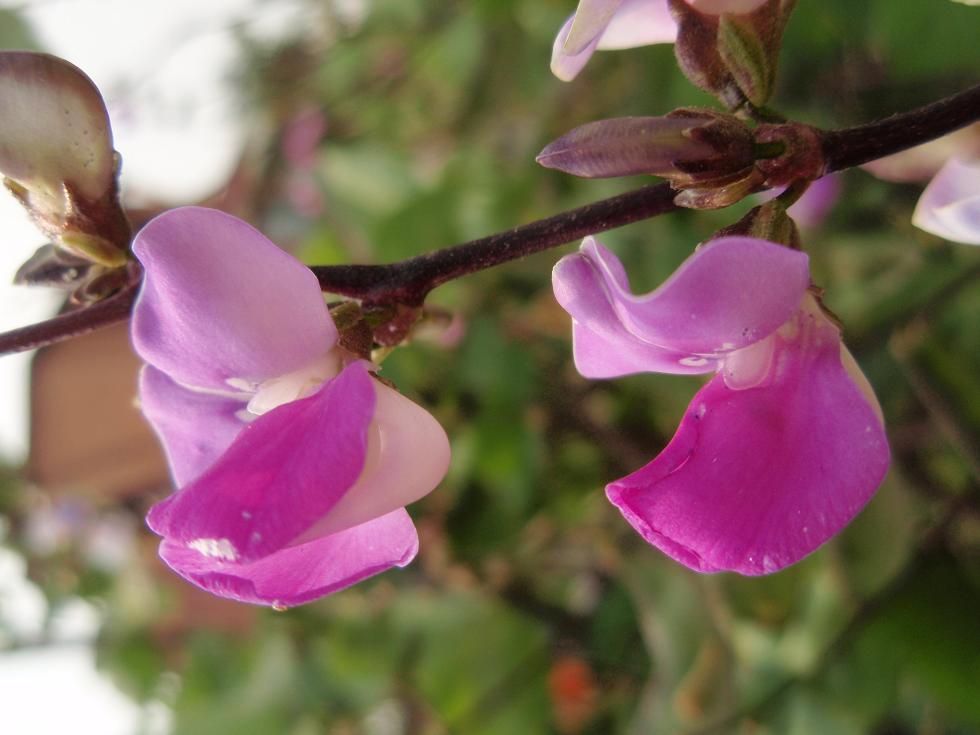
[311,182,679,304]
[2,82,980,356]
[0,286,135,355]
[822,82,980,172]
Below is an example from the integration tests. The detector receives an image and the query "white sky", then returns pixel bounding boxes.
[0,1,319,731]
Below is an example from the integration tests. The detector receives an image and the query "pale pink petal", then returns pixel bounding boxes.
[607,304,890,574]
[551,13,604,82]
[139,366,245,487]
[563,0,626,54]
[551,0,676,81]
[146,362,375,563]
[132,206,337,391]
[158,509,419,607]
[552,236,810,378]
[295,381,451,541]
[597,0,677,49]
[912,157,980,245]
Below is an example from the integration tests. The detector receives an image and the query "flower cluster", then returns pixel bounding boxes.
[132,207,450,607]
[113,2,970,607]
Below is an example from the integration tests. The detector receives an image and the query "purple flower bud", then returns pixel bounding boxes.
[538,116,718,178]
[537,111,757,186]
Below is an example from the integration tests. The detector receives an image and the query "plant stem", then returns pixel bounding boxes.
[2,82,980,356]
[0,287,135,355]
[821,82,980,171]
[311,182,679,304]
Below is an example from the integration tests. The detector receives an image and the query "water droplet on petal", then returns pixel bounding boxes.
[188,537,238,561]
[679,356,710,367]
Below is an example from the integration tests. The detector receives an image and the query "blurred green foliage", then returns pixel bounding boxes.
[2,0,980,733]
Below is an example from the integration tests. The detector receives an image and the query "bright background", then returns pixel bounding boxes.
[1,1,979,733]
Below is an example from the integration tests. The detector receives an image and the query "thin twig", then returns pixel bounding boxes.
[0,287,136,355]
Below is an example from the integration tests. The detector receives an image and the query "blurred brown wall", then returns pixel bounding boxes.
[28,322,168,500]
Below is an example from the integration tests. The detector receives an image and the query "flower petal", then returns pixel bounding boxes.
[597,0,677,49]
[912,157,980,245]
[147,361,375,563]
[295,380,451,541]
[132,206,337,391]
[551,0,676,81]
[157,509,419,607]
[551,12,604,82]
[552,236,810,378]
[562,0,625,53]
[607,302,890,574]
[139,366,245,487]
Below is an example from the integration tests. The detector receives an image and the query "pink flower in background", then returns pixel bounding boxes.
[132,206,450,607]
[281,107,327,169]
[758,174,842,230]
[862,123,980,183]
[553,236,889,574]
[912,157,980,245]
[280,107,327,217]
[551,0,768,81]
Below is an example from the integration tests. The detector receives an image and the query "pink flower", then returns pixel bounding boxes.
[132,207,450,607]
[912,157,980,245]
[551,0,767,81]
[551,0,678,81]
[757,174,842,230]
[553,236,889,574]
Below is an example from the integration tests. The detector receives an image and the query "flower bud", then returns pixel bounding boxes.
[0,52,129,267]
[537,109,755,186]
[668,0,795,109]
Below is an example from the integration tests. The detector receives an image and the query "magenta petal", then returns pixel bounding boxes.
[147,362,376,563]
[158,509,419,607]
[139,366,245,487]
[132,206,337,391]
[553,236,810,378]
[607,306,890,575]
